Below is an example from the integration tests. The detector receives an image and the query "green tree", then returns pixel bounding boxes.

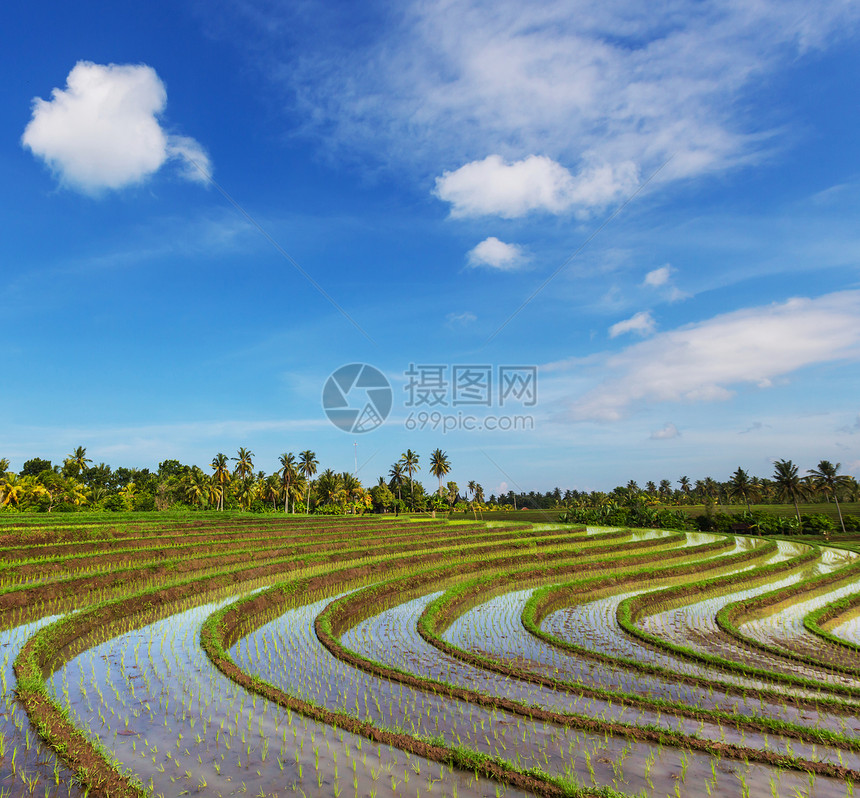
[67,446,92,476]
[370,478,395,513]
[807,460,852,535]
[20,458,52,477]
[771,459,806,523]
[400,449,420,510]
[233,447,255,482]
[278,452,297,513]
[728,467,752,514]
[428,448,451,495]
[298,450,318,514]
[388,462,406,513]
[316,469,343,510]
[183,467,211,509]
[210,453,231,511]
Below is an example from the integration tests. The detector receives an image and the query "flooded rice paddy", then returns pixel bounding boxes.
[2,514,860,797]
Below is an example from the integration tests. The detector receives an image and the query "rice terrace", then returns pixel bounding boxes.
[4,511,860,798]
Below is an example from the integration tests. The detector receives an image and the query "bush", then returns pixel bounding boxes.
[800,513,835,534]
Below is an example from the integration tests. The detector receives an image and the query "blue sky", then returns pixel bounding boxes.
[2,0,859,495]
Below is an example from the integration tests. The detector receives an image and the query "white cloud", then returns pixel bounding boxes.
[446,311,477,326]
[609,310,656,339]
[22,61,210,193]
[567,290,860,421]
[650,423,680,440]
[644,266,672,287]
[434,154,638,217]
[235,1,860,191]
[467,237,528,270]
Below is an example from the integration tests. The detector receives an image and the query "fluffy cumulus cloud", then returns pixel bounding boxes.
[434,155,638,219]
[434,155,638,217]
[233,1,860,198]
[21,61,210,193]
[644,266,672,287]
[609,310,656,339]
[566,290,860,422]
[467,237,528,270]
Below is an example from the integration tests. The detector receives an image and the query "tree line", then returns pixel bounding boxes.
[1,451,856,531]
[0,447,487,516]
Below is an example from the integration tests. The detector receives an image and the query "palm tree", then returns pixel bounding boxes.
[0,458,10,474]
[728,467,752,514]
[316,469,343,509]
[388,462,405,514]
[340,472,364,513]
[210,453,231,511]
[298,450,318,514]
[467,480,477,501]
[0,473,24,508]
[645,481,657,494]
[678,476,691,504]
[278,452,297,513]
[428,448,451,495]
[183,467,211,509]
[807,460,852,535]
[262,473,281,510]
[702,476,721,508]
[235,478,254,510]
[772,459,805,523]
[400,449,420,510]
[67,446,92,476]
[233,447,255,481]
[658,479,672,501]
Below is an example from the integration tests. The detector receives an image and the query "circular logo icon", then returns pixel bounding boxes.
[322,363,392,433]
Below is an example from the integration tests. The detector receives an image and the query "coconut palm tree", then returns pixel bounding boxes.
[772,459,806,523]
[388,462,405,514]
[278,452,297,513]
[233,447,255,482]
[237,477,257,511]
[316,469,342,509]
[66,446,92,476]
[261,473,280,510]
[1,473,24,508]
[728,467,753,514]
[340,472,364,513]
[298,450,318,514]
[0,458,10,474]
[400,449,420,510]
[183,467,211,509]
[678,476,691,504]
[807,460,852,535]
[467,480,477,501]
[429,448,450,495]
[210,453,231,511]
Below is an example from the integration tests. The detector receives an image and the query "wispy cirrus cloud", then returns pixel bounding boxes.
[221,0,859,205]
[609,310,656,339]
[557,290,860,422]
